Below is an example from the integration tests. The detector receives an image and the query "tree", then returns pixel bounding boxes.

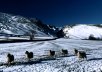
[29,30,36,40]
[89,34,96,40]
[56,29,65,38]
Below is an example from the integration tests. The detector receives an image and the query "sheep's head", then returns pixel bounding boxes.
[74,48,75,50]
[25,51,29,54]
[7,53,11,57]
[50,50,51,52]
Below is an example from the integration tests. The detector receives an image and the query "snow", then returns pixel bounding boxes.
[0,12,50,37]
[63,24,102,39]
[0,38,102,72]
[0,36,54,41]
[1,29,14,34]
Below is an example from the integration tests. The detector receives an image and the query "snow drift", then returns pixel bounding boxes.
[63,24,102,39]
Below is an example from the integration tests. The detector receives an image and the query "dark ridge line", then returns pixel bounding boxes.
[0,38,59,44]
[82,39,102,41]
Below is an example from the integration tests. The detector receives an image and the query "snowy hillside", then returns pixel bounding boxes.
[0,12,59,37]
[63,24,102,39]
[0,38,102,72]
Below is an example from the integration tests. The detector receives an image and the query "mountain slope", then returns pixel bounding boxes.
[29,18,59,37]
[0,12,59,37]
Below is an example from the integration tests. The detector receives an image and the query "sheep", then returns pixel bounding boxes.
[77,51,87,60]
[7,53,14,64]
[61,49,68,56]
[74,49,78,56]
[25,51,33,60]
[49,50,55,57]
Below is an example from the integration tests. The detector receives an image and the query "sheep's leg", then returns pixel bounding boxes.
[78,57,83,61]
[7,62,11,66]
[27,58,30,61]
[78,57,81,60]
[11,61,14,64]
[84,57,87,61]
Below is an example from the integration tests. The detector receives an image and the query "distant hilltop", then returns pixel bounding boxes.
[63,24,102,39]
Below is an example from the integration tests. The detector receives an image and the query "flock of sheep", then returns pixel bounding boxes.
[6,49,87,65]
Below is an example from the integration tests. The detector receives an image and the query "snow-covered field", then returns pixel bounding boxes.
[0,38,102,72]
